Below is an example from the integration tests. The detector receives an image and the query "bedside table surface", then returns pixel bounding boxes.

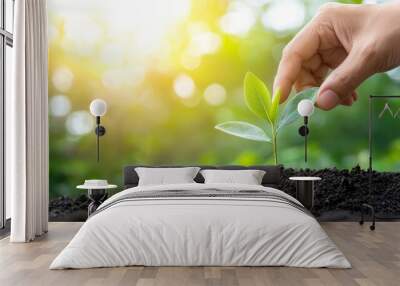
[76,184,118,190]
[289,176,321,181]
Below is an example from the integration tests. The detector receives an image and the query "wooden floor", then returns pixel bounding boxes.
[0,222,399,286]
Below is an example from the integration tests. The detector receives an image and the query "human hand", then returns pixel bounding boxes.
[274,2,400,110]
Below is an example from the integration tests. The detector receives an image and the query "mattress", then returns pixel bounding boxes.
[50,183,351,269]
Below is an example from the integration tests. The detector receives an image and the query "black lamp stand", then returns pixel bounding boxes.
[298,116,309,163]
[360,95,400,231]
[95,116,106,162]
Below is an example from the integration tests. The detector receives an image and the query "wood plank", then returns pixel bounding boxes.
[0,222,399,286]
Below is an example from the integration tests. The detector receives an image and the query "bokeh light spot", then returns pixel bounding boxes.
[65,111,95,136]
[102,67,145,89]
[261,0,305,33]
[174,74,196,98]
[187,31,221,56]
[63,14,102,55]
[181,53,201,70]
[219,1,256,36]
[50,95,71,117]
[52,66,74,92]
[204,83,227,106]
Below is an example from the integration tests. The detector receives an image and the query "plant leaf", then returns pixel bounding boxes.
[277,87,318,132]
[269,88,281,126]
[244,72,272,123]
[215,121,271,142]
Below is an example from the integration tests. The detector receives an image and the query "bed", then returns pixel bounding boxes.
[50,165,350,269]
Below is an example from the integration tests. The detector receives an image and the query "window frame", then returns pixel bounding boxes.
[0,0,14,229]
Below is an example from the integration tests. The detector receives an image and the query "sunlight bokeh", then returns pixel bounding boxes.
[48,0,400,197]
[261,0,305,33]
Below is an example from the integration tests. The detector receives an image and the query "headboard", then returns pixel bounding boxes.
[123,165,282,189]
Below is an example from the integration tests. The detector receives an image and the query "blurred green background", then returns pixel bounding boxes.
[48,0,400,198]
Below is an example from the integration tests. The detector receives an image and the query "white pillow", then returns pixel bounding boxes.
[200,169,266,185]
[135,167,200,186]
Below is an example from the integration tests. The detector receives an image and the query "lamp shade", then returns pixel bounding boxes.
[297,99,314,117]
[90,99,107,117]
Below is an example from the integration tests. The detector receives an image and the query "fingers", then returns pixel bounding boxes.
[317,45,375,110]
[340,95,354,106]
[303,54,322,71]
[294,69,319,91]
[352,91,358,101]
[274,2,379,108]
[294,62,329,92]
[273,51,302,102]
[274,21,320,103]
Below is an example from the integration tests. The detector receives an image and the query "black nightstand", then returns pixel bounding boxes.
[77,183,117,216]
[289,176,321,210]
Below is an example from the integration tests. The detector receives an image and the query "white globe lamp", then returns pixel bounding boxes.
[297,99,315,163]
[297,99,314,117]
[90,99,107,117]
[89,99,107,162]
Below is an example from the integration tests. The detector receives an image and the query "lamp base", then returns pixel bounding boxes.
[298,125,309,136]
[95,125,106,136]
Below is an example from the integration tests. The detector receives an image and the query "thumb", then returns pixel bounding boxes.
[317,47,375,110]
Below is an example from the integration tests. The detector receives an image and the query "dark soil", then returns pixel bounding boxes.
[279,165,400,218]
[49,194,89,221]
[49,166,400,222]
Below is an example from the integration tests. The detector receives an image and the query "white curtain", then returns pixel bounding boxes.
[8,0,49,242]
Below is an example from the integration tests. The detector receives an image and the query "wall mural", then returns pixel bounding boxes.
[47,0,400,221]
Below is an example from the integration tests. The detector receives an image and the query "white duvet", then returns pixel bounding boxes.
[50,183,351,269]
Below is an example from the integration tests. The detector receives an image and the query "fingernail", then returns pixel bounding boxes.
[318,89,340,110]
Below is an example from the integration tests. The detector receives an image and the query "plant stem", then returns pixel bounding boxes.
[271,129,278,165]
